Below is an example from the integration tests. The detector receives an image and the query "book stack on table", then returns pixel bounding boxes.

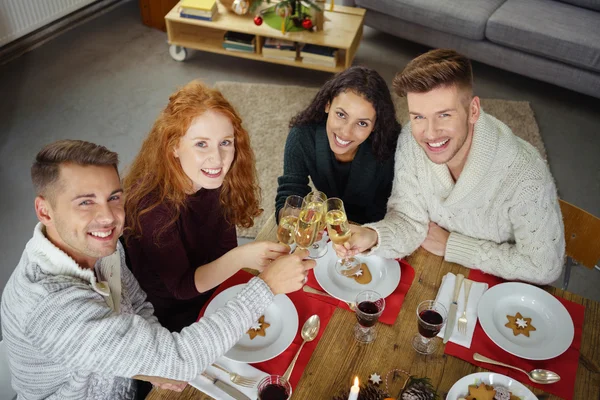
[300,44,338,67]
[180,0,217,21]
[223,31,256,53]
[262,38,297,61]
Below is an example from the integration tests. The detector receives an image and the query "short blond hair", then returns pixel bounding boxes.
[393,49,473,98]
[31,140,119,199]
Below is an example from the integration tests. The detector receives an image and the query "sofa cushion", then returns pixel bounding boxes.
[487,0,600,73]
[354,0,506,40]
[556,0,600,12]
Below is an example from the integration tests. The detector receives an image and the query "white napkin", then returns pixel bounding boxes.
[188,356,268,399]
[435,273,488,348]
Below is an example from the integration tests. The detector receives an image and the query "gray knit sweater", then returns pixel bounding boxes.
[1,223,274,399]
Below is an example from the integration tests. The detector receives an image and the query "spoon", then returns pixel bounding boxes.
[282,315,320,382]
[473,353,561,384]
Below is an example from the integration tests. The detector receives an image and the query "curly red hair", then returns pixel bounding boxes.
[123,80,262,241]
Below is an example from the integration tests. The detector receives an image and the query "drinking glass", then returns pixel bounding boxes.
[277,195,302,247]
[325,198,361,276]
[304,190,328,259]
[354,290,385,343]
[412,300,448,355]
[294,198,320,251]
[257,375,292,400]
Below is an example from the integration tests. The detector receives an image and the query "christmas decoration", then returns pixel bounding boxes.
[254,15,264,25]
[302,17,313,29]
[400,378,438,400]
[232,0,250,15]
[331,384,389,400]
[493,386,511,400]
[249,0,323,32]
[369,373,382,386]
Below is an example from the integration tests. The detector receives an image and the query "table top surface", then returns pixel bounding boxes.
[166,2,365,49]
[148,218,600,400]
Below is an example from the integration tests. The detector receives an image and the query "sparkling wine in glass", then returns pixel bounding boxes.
[325,198,361,276]
[304,190,328,259]
[277,195,302,246]
[354,290,385,343]
[294,199,321,250]
[412,300,447,355]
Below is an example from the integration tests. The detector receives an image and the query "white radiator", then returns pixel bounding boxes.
[0,0,97,47]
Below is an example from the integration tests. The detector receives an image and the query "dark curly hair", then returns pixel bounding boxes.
[289,66,400,161]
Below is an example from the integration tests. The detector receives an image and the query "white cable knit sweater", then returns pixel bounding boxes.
[1,223,274,400]
[366,110,565,285]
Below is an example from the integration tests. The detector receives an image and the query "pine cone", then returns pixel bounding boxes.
[401,382,436,400]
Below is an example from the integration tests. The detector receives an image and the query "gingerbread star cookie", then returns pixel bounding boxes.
[466,383,496,400]
[342,263,373,284]
[505,312,536,337]
[247,315,270,340]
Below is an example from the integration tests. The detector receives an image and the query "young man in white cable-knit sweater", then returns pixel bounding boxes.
[1,140,314,399]
[336,49,565,285]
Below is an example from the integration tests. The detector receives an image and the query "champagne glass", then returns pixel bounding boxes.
[304,190,328,259]
[412,300,447,355]
[277,195,302,247]
[325,198,361,276]
[294,198,321,251]
[354,290,385,343]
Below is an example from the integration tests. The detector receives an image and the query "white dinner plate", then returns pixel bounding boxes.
[477,282,574,360]
[446,372,537,400]
[313,241,401,303]
[204,284,298,363]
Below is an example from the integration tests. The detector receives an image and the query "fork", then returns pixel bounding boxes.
[302,285,356,310]
[457,279,472,335]
[211,364,257,388]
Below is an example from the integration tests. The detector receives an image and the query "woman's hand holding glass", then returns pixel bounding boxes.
[235,241,292,272]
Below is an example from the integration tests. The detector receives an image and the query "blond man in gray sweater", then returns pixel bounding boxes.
[337,49,564,285]
[1,140,314,399]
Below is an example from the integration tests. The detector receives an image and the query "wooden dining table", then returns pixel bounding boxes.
[147,218,600,400]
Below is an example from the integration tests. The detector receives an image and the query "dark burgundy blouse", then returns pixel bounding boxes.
[126,188,237,332]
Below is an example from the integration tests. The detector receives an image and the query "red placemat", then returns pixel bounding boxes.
[305,259,415,325]
[445,270,585,400]
[198,271,337,388]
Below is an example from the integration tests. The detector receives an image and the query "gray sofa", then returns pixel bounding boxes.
[342,0,600,99]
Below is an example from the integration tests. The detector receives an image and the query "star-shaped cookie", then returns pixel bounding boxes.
[505,312,536,337]
[369,373,382,385]
[247,315,270,340]
[466,383,496,400]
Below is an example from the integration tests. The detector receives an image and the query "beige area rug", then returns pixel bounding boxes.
[214,81,546,238]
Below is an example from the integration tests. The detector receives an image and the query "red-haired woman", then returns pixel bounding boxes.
[123,81,289,333]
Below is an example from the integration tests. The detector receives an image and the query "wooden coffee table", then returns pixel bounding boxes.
[164,2,365,72]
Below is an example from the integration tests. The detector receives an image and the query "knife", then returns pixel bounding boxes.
[443,273,464,344]
[201,372,251,400]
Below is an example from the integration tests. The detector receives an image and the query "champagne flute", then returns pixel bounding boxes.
[277,195,302,247]
[304,190,328,259]
[294,199,321,251]
[325,198,361,276]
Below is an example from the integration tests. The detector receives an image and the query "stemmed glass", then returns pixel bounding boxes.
[412,300,448,355]
[354,290,385,343]
[277,195,302,247]
[325,197,361,276]
[293,198,321,251]
[304,190,328,259]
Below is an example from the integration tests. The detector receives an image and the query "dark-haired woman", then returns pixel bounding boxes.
[275,66,401,224]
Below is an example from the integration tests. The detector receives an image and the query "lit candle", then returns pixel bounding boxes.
[348,376,359,400]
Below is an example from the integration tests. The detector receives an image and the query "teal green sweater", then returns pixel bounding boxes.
[275,124,395,224]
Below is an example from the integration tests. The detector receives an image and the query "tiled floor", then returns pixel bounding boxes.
[1,0,599,303]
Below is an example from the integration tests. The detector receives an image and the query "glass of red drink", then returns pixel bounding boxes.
[354,290,385,343]
[412,300,447,355]
[257,375,292,400]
